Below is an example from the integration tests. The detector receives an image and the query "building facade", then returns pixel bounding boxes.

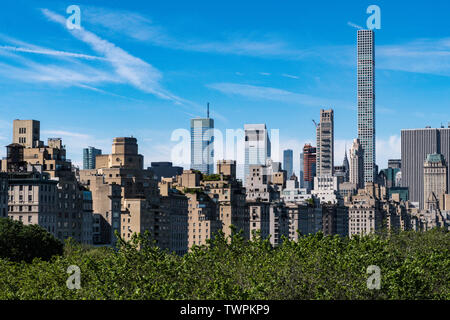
[244,124,271,183]
[423,154,448,211]
[7,166,58,237]
[191,116,214,175]
[357,30,376,184]
[148,162,183,182]
[283,149,293,179]
[401,127,450,209]
[303,144,316,191]
[349,138,364,190]
[13,119,41,148]
[316,109,334,177]
[83,146,102,170]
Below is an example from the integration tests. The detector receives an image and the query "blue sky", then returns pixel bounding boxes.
[0,0,449,176]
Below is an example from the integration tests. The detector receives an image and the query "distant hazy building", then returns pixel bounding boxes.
[401,127,450,209]
[283,149,293,178]
[191,104,214,174]
[316,109,334,177]
[83,146,102,170]
[303,144,316,191]
[299,152,304,188]
[378,167,401,188]
[148,162,183,182]
[335,149,350,184]
[423,154,448,211]
[244,124,271,182]
[388,187,409,202]
[349,138,364,190]
[388,159,401,169]
[312,175,340,205]
[357,30,376,184]
[281,174,312,204]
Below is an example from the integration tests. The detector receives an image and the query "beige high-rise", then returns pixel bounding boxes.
[13,119,41,148]
[349,138,364,190]
[423,154,448,211]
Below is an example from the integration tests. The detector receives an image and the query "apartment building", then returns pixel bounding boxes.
[201,160,249,239]
[185,191,222,248]
[7,165,58,236]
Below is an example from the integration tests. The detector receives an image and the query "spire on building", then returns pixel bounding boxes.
[343,145,349,170]
[207,102,210,119]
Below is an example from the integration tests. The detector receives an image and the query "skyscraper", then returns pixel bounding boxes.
[283,149,293,179]
[299,152,304,188]
[401,127,450,209]
[423,153,447,211]
[83,146,102,170]
[303,144,316,190]
[244,124,271,182]
[190,103,214,174]
[349,138,364,190]
[357,30,376,184]
[316,109,334,177]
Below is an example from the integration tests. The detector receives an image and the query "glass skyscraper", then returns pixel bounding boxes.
[190,117,214,175]
[357,29,376,184]
[244,124,271,182]
[283,149,293,179]
[83,146,102,170]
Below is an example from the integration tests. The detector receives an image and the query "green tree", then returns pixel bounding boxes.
[0,218,63,263]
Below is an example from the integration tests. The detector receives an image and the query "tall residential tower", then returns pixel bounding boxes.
[190,103,214,174]
[316,109,334,177]
[244,124,271,182]
[283,149,293,179]
[357,30,376,185]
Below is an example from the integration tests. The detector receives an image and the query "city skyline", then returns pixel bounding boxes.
[0,1,449,175]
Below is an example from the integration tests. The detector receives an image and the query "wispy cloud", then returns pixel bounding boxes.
[282,73,299,79]
[42,130,90,139]
[377,38,450,77]
[259,72,271,76]
[0,45,105,61]
[82,6,308,59]
[41,8,187,104]
[207,82,350,109]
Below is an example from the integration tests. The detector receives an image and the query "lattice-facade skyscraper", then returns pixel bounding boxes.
[357,30,376,184]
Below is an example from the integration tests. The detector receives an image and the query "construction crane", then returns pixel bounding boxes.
[312,119,318,128]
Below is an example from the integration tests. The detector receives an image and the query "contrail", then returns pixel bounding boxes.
[347,21,363,30]
[0,45,106,61]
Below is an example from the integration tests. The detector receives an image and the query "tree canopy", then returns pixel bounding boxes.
[0,227,448,299]
[0,218,63,263]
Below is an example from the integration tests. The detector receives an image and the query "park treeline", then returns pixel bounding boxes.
[0,218,448,300]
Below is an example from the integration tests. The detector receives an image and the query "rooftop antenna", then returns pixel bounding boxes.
[207,102,210,118]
